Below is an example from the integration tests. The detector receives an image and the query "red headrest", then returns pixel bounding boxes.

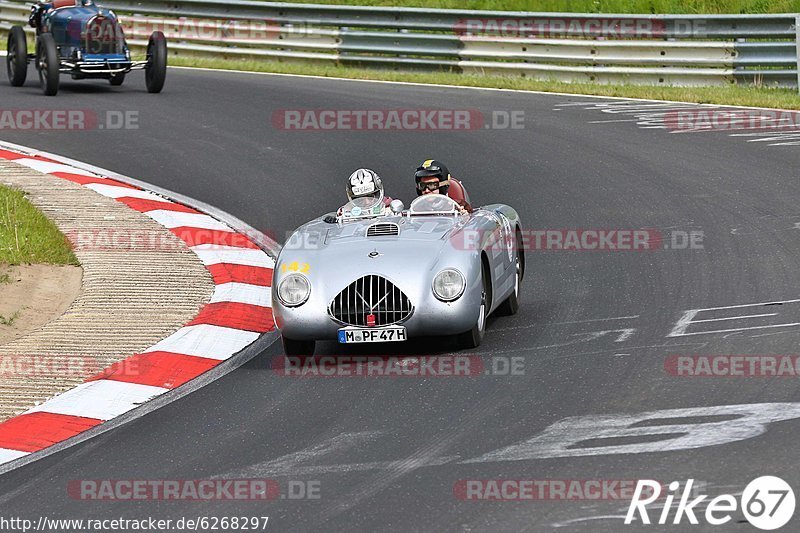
[447,177,473,213]
[52,0,79,9]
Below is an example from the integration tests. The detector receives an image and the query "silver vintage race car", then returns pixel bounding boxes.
[272,193,524,355]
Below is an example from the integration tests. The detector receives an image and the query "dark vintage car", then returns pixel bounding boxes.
[6,0,167,95]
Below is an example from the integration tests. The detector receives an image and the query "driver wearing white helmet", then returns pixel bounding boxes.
[334,168,393,218]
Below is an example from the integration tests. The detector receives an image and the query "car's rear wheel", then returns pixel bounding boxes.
[36,33,59,96]
[109,73,125,86]
[282,336,315,356]
[145,31,166,94]
[7,26,28,87]
[457,262,489,349]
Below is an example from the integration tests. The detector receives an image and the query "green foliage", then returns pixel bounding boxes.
[0,185,78,266]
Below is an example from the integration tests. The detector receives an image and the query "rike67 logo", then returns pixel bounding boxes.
[626,476,795,530]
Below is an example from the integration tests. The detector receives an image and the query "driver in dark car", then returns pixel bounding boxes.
[29,1,95,31]
[28,2,48,30]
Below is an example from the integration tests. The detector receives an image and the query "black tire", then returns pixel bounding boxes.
[6,26,28,87]
[35,33,59,96]
[282,336,315,356]
[496,232,524,316]
[457,262,489,349]
[109,72,125,86]
[145,31,166,94]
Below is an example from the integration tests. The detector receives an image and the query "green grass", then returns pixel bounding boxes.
[0,310,20,327]
[173,56,800,109]
[0,185,78,266]
[279,0,798,14]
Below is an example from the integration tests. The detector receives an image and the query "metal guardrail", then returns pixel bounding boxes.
[1,0,799,88]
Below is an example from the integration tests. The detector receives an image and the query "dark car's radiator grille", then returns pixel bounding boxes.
[85,17,122,55]
[366,223,399,237]
[328,275,412,326]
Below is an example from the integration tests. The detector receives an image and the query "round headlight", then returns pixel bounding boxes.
[277,273,310,307]
[433,269,465,302]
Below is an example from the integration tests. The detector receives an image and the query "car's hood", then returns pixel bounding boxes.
[278,215,475,287]
[289,215,468,248]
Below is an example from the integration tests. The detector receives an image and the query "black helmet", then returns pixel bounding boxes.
[415,159,450,196]
[346,168,384,203]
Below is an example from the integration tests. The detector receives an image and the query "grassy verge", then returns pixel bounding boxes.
[0,185,78,265]
[0,310,20,326]
[266,0,798,14]
[172,56,800,109]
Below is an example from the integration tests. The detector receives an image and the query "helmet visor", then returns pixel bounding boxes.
[415,166,442,179]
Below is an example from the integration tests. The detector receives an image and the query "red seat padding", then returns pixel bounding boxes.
[52,0,78,8]
[447,177,473,213]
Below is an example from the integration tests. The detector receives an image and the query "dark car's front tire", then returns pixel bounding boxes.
[35,33,59,96]
[145,31,167,93]
[6,26,28,87]
[282,336,316,356]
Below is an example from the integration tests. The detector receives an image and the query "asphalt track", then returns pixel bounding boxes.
[1,69,800,532]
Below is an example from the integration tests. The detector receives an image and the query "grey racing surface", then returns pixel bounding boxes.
[1,69,800,532]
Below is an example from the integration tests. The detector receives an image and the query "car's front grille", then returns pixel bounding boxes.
[328,275,412,326]
[85,16,122,55]
[366,223,399,237]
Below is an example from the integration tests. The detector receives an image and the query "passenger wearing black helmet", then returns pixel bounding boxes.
[414,159,451,195]
[414,159,471,213]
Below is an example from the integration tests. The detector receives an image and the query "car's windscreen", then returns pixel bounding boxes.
[408,194,459,215]
[339,196,384,219]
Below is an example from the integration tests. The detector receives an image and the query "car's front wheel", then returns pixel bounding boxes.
[457,262,489,349]
[6,26,28,87]
[145,31,167,93]
[496,233,523,316]
[36,33,59,96]
[282,336,315,356]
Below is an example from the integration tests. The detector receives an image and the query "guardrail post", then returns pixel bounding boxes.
[796,15,800,92]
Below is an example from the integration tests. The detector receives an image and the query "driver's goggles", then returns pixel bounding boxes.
[418,181,441,192]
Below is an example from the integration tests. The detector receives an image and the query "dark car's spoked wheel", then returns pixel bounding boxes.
[36,33,59,96]
[145,31,167,93]
[6,26,28,87]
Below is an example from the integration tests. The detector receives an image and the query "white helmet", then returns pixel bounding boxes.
[346,168,384,203]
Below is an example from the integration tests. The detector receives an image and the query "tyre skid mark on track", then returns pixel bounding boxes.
[558,100,800,147]
[209,404,800,482]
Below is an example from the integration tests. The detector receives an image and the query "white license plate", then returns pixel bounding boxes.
[338,327,407,343]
